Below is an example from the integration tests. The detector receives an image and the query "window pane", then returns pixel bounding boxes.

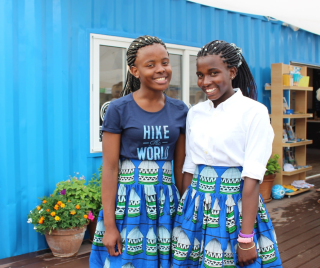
[189,55,206,106]
[167,54,182,100]
[99,46,125,126]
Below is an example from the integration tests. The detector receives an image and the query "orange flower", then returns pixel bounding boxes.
[54,205,59,210]
[75,205,80,210]
[54,216,60,221]
[37,206,41,210]
[40,216,45,220]
[83,215,88,219]
[68,200,71,203]
[46,209,50,212]
[42,200,47,204]
[57,201,62,206]
[39,219,43,224]
[60,203,65,208]
[70,210,76,215]
[50,194,53,197]
[51,212,56,217]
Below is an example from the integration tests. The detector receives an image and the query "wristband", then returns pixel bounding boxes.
[237,235,253,243]
[239,230,255,238]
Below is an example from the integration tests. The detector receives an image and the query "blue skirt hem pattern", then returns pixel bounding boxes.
[172,165,282,268]
[89,159,180,268]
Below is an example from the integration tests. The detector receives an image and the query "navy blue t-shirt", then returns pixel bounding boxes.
[101,93,188,161]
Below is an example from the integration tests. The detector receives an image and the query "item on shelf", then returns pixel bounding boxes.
[286,109,293,114]
[283,147,296,166]
[283,185,298,192]
[283,74,291,86]
[283,97,289,114]
[298,76,310,87]
[284,188,294,193]
[271,185,286,200]
[291,180,314,189]
[283,163,295,172]
[292,73,302,86]
[284,123,295,141]
[290,66,301,86]
[282,129,288,142]
[295,165,311,169]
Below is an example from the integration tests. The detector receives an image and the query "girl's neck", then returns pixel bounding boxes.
[132,88,166,113]
[211,87,235,108]
[134,86,165,100]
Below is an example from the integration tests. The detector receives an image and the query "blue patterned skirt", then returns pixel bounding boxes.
[172,165,282,268]
[89,159,180,268]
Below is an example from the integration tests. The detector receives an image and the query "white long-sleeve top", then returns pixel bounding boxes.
[183,89,274,183]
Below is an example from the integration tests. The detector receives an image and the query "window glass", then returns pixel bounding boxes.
[166,54,182,100]
[99,46,125,141]
[99,46,125,126]
[189,55,206,106]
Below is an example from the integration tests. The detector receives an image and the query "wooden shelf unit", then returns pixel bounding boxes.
[283,114,313,119]
[282,166,313,176]
[269,63,313,186]
[265,86,313,91]
[283,140,313,147]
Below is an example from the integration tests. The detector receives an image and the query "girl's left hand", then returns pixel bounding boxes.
[237,242,257,267]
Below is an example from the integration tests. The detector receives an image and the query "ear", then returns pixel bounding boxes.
[129,65,140,79]
[229,66,237,80]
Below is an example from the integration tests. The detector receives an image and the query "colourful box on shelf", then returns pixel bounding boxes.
[286,109,293,114]
[298,76,310,87]
[282,74,291,86]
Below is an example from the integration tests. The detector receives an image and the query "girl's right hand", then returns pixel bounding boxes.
[102,225,123,256]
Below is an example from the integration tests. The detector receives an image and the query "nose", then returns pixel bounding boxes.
[202,75,211,86]
[155,63,165,73]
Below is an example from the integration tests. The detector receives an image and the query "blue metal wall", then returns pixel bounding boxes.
[1,0,319,259]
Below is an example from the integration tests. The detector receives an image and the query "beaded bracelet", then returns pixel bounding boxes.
[239,230,255,238]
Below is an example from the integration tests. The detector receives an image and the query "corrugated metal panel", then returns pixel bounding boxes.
[0,0,319,259]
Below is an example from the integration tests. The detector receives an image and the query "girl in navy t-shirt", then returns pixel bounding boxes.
[90,35,188,268]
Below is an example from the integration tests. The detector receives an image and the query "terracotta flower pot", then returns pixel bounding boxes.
[88,217,98,242]
[260,174,276,203]
[45,225,87,257]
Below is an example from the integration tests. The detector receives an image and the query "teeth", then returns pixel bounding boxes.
[155,77,165,81]
[206,88,216,93]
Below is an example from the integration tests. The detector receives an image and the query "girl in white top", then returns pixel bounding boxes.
[172,41,282,268]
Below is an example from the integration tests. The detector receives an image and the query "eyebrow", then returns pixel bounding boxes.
[208,68,219,71]
[196,67,220,74]
[144,57,169,63]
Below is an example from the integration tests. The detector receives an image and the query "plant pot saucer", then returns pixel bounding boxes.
[264,197,272,203]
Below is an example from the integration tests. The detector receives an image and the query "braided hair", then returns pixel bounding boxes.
[121,35,167,97]
[197,40,257,100]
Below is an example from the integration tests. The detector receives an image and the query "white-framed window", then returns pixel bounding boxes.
[90,34,202,153]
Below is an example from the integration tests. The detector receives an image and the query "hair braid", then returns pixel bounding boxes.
[197,40,257,100]
[121,35,167,97]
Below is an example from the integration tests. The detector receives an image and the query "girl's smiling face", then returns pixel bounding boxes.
[130,43,172,92]
[196,54,237,107]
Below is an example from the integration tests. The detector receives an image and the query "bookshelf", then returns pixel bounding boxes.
[267,63,313,186]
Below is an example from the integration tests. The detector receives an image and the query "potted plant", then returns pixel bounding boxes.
[27,194,91,257]
[53,172,101,241]
[260,154,281,203]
